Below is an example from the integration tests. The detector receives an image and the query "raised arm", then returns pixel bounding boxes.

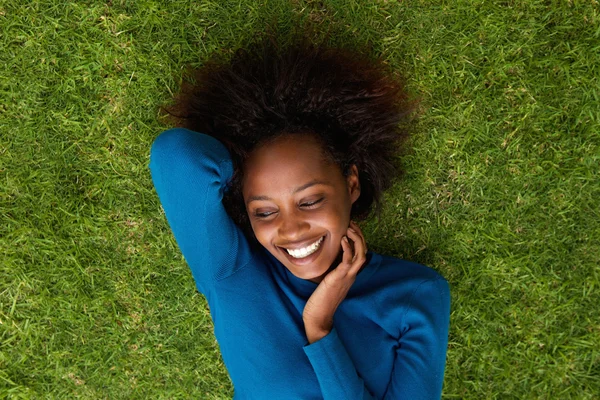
[149,128,253,294]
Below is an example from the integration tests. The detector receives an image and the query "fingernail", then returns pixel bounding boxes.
[349,228,356,233]
[343,236,349,242]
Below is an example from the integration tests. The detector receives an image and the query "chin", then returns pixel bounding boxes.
[279,245,338,283]
[291,265,329,281]
[280,257,329,280]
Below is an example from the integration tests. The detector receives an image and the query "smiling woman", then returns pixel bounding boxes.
[149,30,451,399]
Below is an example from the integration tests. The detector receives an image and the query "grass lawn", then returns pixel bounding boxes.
[1,0,599,398]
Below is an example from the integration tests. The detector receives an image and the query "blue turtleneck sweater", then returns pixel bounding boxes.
[149,128,451,399]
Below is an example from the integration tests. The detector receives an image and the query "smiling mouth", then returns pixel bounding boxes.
[283,236,325,259]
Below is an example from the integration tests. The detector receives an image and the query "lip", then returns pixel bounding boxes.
[278,235,325,251]
[278,234,326,266]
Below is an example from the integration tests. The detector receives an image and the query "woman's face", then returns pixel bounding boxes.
[242,133,360,283]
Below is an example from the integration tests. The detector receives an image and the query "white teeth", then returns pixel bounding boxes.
[285,236,324,259]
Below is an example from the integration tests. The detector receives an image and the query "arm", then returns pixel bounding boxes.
[301,222,376,399]
[383,277,451,399]
[149,128,253,294]
[303,277,451,400]
[303,328,376,400]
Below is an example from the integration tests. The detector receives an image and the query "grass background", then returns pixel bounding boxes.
[1,0,599,398]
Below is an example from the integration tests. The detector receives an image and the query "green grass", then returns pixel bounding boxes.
[1,0,598,398]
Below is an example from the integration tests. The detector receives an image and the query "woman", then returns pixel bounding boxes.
[149,33,450,399]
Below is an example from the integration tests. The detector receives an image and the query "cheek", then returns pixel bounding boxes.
[248,221,268,245]
[319,205,351,237]
[249,222,282,252]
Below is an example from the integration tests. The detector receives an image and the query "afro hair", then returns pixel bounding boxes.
[163,30,416,241]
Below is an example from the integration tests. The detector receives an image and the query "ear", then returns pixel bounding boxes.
[346,164,361,205]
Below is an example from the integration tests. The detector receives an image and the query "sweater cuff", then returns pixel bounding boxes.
[303,328,372,399]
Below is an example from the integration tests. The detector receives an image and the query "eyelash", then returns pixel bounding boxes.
[253,198,324,219]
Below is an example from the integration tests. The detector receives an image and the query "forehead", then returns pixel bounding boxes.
[242,134,341,197]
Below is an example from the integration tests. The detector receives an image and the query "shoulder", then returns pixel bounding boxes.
[353,253,450,336]
[367,252,448,290]
[354,252,450,316]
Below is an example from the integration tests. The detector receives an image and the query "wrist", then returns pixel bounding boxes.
[304,320,332,344]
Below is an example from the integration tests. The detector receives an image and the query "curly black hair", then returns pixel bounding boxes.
[164,31,416,241]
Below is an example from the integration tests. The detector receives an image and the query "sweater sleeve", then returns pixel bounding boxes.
[303,277,451,400]
[149,128,253,294]
[384,277,451,399]
[303,328,376,400]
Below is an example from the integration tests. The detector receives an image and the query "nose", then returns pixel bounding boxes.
[277,209,310,241]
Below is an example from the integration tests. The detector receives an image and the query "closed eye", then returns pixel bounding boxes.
[254,211,275,218]
[301,198,324,208]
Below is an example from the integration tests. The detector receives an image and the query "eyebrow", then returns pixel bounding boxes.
[246,180,331,204]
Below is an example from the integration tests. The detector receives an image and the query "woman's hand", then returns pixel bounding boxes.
[303,221,368,344]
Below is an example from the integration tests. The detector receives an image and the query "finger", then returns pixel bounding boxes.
[348,222,367,251]
[350,238,367,271]
[340,236,354,268]
[346,228,367,259]
[349,220,360,230]
[349,220,363,235]
[346,231,367,274]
